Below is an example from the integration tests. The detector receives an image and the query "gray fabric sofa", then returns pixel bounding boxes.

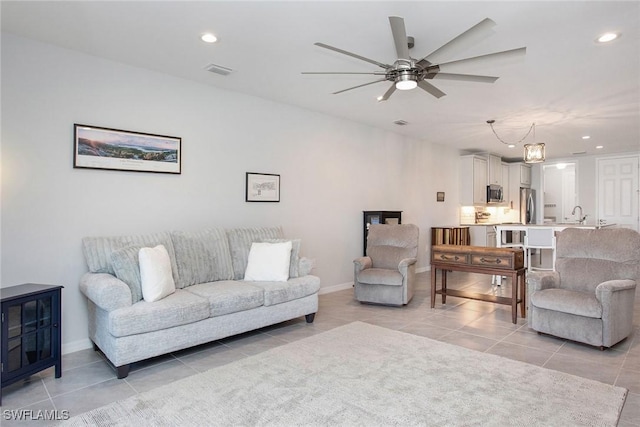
[79,227,319,378]
[528,227,640,349]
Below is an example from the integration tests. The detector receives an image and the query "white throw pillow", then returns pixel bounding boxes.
[139,245,176,302]
[244,241,292,282]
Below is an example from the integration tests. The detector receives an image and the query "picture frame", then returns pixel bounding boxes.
[437,191,445,202]
[74,124,181,174]
[246,172,280,202]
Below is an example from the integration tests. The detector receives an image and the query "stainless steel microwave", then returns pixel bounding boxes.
[487,184,503,203]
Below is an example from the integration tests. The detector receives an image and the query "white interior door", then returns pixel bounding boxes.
[597,156,639,230]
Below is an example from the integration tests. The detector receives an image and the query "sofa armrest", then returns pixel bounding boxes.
[298,257,315,277]
[353,256,372,272]
[398,257,417,276]
[79,272,132,311]
[527,271,560,293]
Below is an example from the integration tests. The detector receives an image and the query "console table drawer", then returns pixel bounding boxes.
[470,254,515,269]
[432,250,469,265]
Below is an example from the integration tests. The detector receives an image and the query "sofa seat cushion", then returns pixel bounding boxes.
[185,281,264,317]
[531,288,602,318]
[358,268,403,286]
[249,276,321,306]
[109,289,209,337]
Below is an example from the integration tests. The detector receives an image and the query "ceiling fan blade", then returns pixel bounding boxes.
[378,84,397,102]
[419,18,496,66]
[428,72,499,83]
[418,80,446,98]
[314,42,391,69]
[437,47,526,68]
[301,71,387,75]
[389,16,410,60]
[332,78,388,95]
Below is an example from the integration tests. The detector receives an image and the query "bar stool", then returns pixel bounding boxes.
[493,228,527,285]
[524,227,556,271]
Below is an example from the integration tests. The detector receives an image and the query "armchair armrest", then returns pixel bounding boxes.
[596,279,636,299]
[596,279,636,346]
[353,256,372,272]
[79,272,132,311]
[527,271,560,293]
[398,257,417,276]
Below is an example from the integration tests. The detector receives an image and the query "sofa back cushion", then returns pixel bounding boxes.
[226,227,285,279]
[83,232,179,284]
[171,228,234,288]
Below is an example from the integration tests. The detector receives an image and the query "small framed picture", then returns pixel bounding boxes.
[246,172,280,202]
[437,192,445,202]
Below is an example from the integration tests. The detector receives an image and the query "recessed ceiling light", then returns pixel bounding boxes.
[596,32,619,43]
[201,33,218,43]
[581,135,590,140]
[596,145,604,149]
[376,95,384,101]
[508,144,515,148]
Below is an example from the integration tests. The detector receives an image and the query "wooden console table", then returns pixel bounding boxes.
[430,245,526,324]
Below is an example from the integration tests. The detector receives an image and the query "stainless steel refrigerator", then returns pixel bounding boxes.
[520,188,536,224]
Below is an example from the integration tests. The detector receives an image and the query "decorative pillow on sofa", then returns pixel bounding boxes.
[139,245,176,302]
[227,227,285,279]
[111,245,144,303]
[244,241,292,282]
[261,238,301,278]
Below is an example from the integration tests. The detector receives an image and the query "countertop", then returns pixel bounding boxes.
[462,222,615,229]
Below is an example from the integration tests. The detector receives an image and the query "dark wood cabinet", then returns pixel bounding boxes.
[1,284,63,404]
[363,211,402,255]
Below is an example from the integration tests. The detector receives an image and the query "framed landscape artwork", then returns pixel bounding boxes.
[246,172,280,202]
[74,124,181,174]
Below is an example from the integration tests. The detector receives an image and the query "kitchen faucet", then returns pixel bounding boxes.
[571,205,588,224]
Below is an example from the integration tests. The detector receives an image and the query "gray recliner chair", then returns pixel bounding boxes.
[528,227,640,349]
[354,224,419,306]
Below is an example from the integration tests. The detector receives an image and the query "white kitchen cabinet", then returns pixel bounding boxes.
[509,162,531,189]
[469,225,497,247]
[502,162,510,203]
[460,155,487,205]
[488,154,503,185]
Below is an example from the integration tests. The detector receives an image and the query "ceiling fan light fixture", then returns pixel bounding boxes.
[395,71,418,90]
[200,33,218,43]
[596,32,619,43]
[524,143,545,163]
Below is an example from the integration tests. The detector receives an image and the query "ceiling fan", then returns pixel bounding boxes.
[302,16,526,101]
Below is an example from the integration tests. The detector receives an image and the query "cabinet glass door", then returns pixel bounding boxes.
[5,295,54,375]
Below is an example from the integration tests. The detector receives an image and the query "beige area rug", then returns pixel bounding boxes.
[62,322,626,426]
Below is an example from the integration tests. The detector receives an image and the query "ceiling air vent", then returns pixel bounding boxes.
[571,151,587,155]
[204,63,233,76]
[393,120,408,126]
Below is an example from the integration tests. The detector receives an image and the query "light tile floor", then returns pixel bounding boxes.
[2,271,639,425]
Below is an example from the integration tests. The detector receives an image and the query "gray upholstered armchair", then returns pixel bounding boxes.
[354,224,419,306]
[528,227,640,349]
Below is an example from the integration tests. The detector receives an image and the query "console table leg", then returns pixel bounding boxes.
[511,272,518,324]
[430,268,436,308]
[442,270,447,304]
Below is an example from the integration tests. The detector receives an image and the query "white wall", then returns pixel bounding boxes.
[1,34,460,351]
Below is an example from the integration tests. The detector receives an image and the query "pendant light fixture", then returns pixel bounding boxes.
[486,120,545,163]
[523,123,545,163]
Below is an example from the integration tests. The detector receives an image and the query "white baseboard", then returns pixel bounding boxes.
[62,338,93,355]
[318,282,353,295]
